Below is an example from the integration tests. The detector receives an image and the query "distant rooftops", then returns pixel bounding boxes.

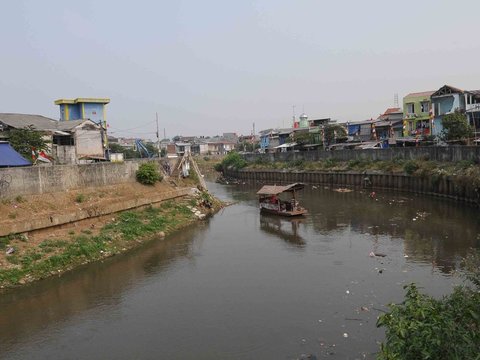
[404,91,435,98]
[54,98,110,105]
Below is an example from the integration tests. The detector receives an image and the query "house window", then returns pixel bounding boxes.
[406,103,415,115]
[420,101,430,113]
[434,102,441,116]
[53,135,74,146]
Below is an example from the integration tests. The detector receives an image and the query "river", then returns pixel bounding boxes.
[0,182,479,359]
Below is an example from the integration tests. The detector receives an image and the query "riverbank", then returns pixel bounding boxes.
[0,181,223,289]
[219,153,480,204]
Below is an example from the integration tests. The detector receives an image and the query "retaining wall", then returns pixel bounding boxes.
[0,188,190,237]
[225,168,480,204]
[0,160,155,198]
[244,146,480,163]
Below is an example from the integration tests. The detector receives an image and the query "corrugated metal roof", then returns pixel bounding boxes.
[0,142,31,167]
[0,113,57,131]
[56,119,99,131]
[383,107,402,115]
[468,90,480,97]
[257,183,305,195]
[0,114,100,132]
[404,91,435,98]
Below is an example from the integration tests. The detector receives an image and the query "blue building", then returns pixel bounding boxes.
[54,98,110,126]
[431,85,480,137]
[54,97,110,158]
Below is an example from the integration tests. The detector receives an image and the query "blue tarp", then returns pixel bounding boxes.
[348,124,361,136]
[0,142,31,167]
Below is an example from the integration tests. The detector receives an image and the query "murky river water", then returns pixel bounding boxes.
[1,182,479,359]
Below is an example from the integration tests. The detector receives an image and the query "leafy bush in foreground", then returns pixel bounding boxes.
[377,252,480,360]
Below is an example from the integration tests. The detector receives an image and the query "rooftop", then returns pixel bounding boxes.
[54,98,110,105]
[404,91,435,98]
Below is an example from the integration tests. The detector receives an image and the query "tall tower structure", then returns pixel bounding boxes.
[54,98,110,124]
[299,113,309,128]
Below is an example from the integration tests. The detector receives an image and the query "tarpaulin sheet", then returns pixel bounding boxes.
[0,142,31,167]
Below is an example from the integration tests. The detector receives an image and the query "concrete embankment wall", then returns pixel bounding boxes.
[0,188,190,237]
[0,160,155,198]
[225,168,480,204]
[244,146,480,163]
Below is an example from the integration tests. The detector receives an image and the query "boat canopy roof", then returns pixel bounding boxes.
[257,183,305,196]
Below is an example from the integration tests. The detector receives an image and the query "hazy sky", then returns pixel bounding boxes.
[2,0,480,140]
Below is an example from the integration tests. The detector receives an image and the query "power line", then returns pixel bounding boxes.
[108,120,156,132]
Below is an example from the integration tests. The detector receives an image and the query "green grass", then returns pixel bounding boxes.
[0,200,199,288]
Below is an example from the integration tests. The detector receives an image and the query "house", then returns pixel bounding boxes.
[347,120,378,142]
[175,142,191,156]
[54,98,110,124]
[431,85,480,138]
[206,140,233,155]
[259,129,279,153]
[53,120,104,163]
[375,108,404,141]
[0,113,104,164]
[191,140,209,155]
[55,97,110,156]
[403,91,435,137]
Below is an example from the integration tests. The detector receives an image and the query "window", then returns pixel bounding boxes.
[53,135,74,146]
[406,103,415,114]
[420,101,430,113]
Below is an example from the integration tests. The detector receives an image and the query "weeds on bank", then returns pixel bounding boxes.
[377,251,480,359]
[0,201,195,288]
[244,158,480,180]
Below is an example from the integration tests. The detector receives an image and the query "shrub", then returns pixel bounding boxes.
[15,195,25,203]
[75,193,86,203]
[377,251,480,360]
[403,160,419,175]
[136,162,162,185]
[217,152,247,172]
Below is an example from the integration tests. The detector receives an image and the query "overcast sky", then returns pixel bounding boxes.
[2,0,480,139]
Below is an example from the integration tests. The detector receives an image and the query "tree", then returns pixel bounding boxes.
[108,143,140,159]
[144,142,158,157]
[324,124,347,144]
[441,110,473,143]
[293,131,314,145]
[8,126,49,162]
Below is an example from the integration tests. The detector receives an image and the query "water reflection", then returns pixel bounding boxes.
[1,181,478,360]
[300,187,480,274]
[220,182,480,274]
[259,214,306,248]
[0,222,209,354]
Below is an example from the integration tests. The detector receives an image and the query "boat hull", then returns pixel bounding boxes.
[260,207,307,217]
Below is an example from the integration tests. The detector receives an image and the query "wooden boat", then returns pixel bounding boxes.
[256,183,307,217]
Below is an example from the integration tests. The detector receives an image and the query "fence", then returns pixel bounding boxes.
[0,159,156,198]
[243,146,480,163]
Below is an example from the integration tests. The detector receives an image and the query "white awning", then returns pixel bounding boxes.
[275,142,297,149]
[54,130,71,135]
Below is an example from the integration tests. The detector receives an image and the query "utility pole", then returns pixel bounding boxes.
[156,112,160,158]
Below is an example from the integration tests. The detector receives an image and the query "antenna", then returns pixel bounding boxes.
[394,93,399,108]
[292,105,296,126]
[156,112,160,157]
